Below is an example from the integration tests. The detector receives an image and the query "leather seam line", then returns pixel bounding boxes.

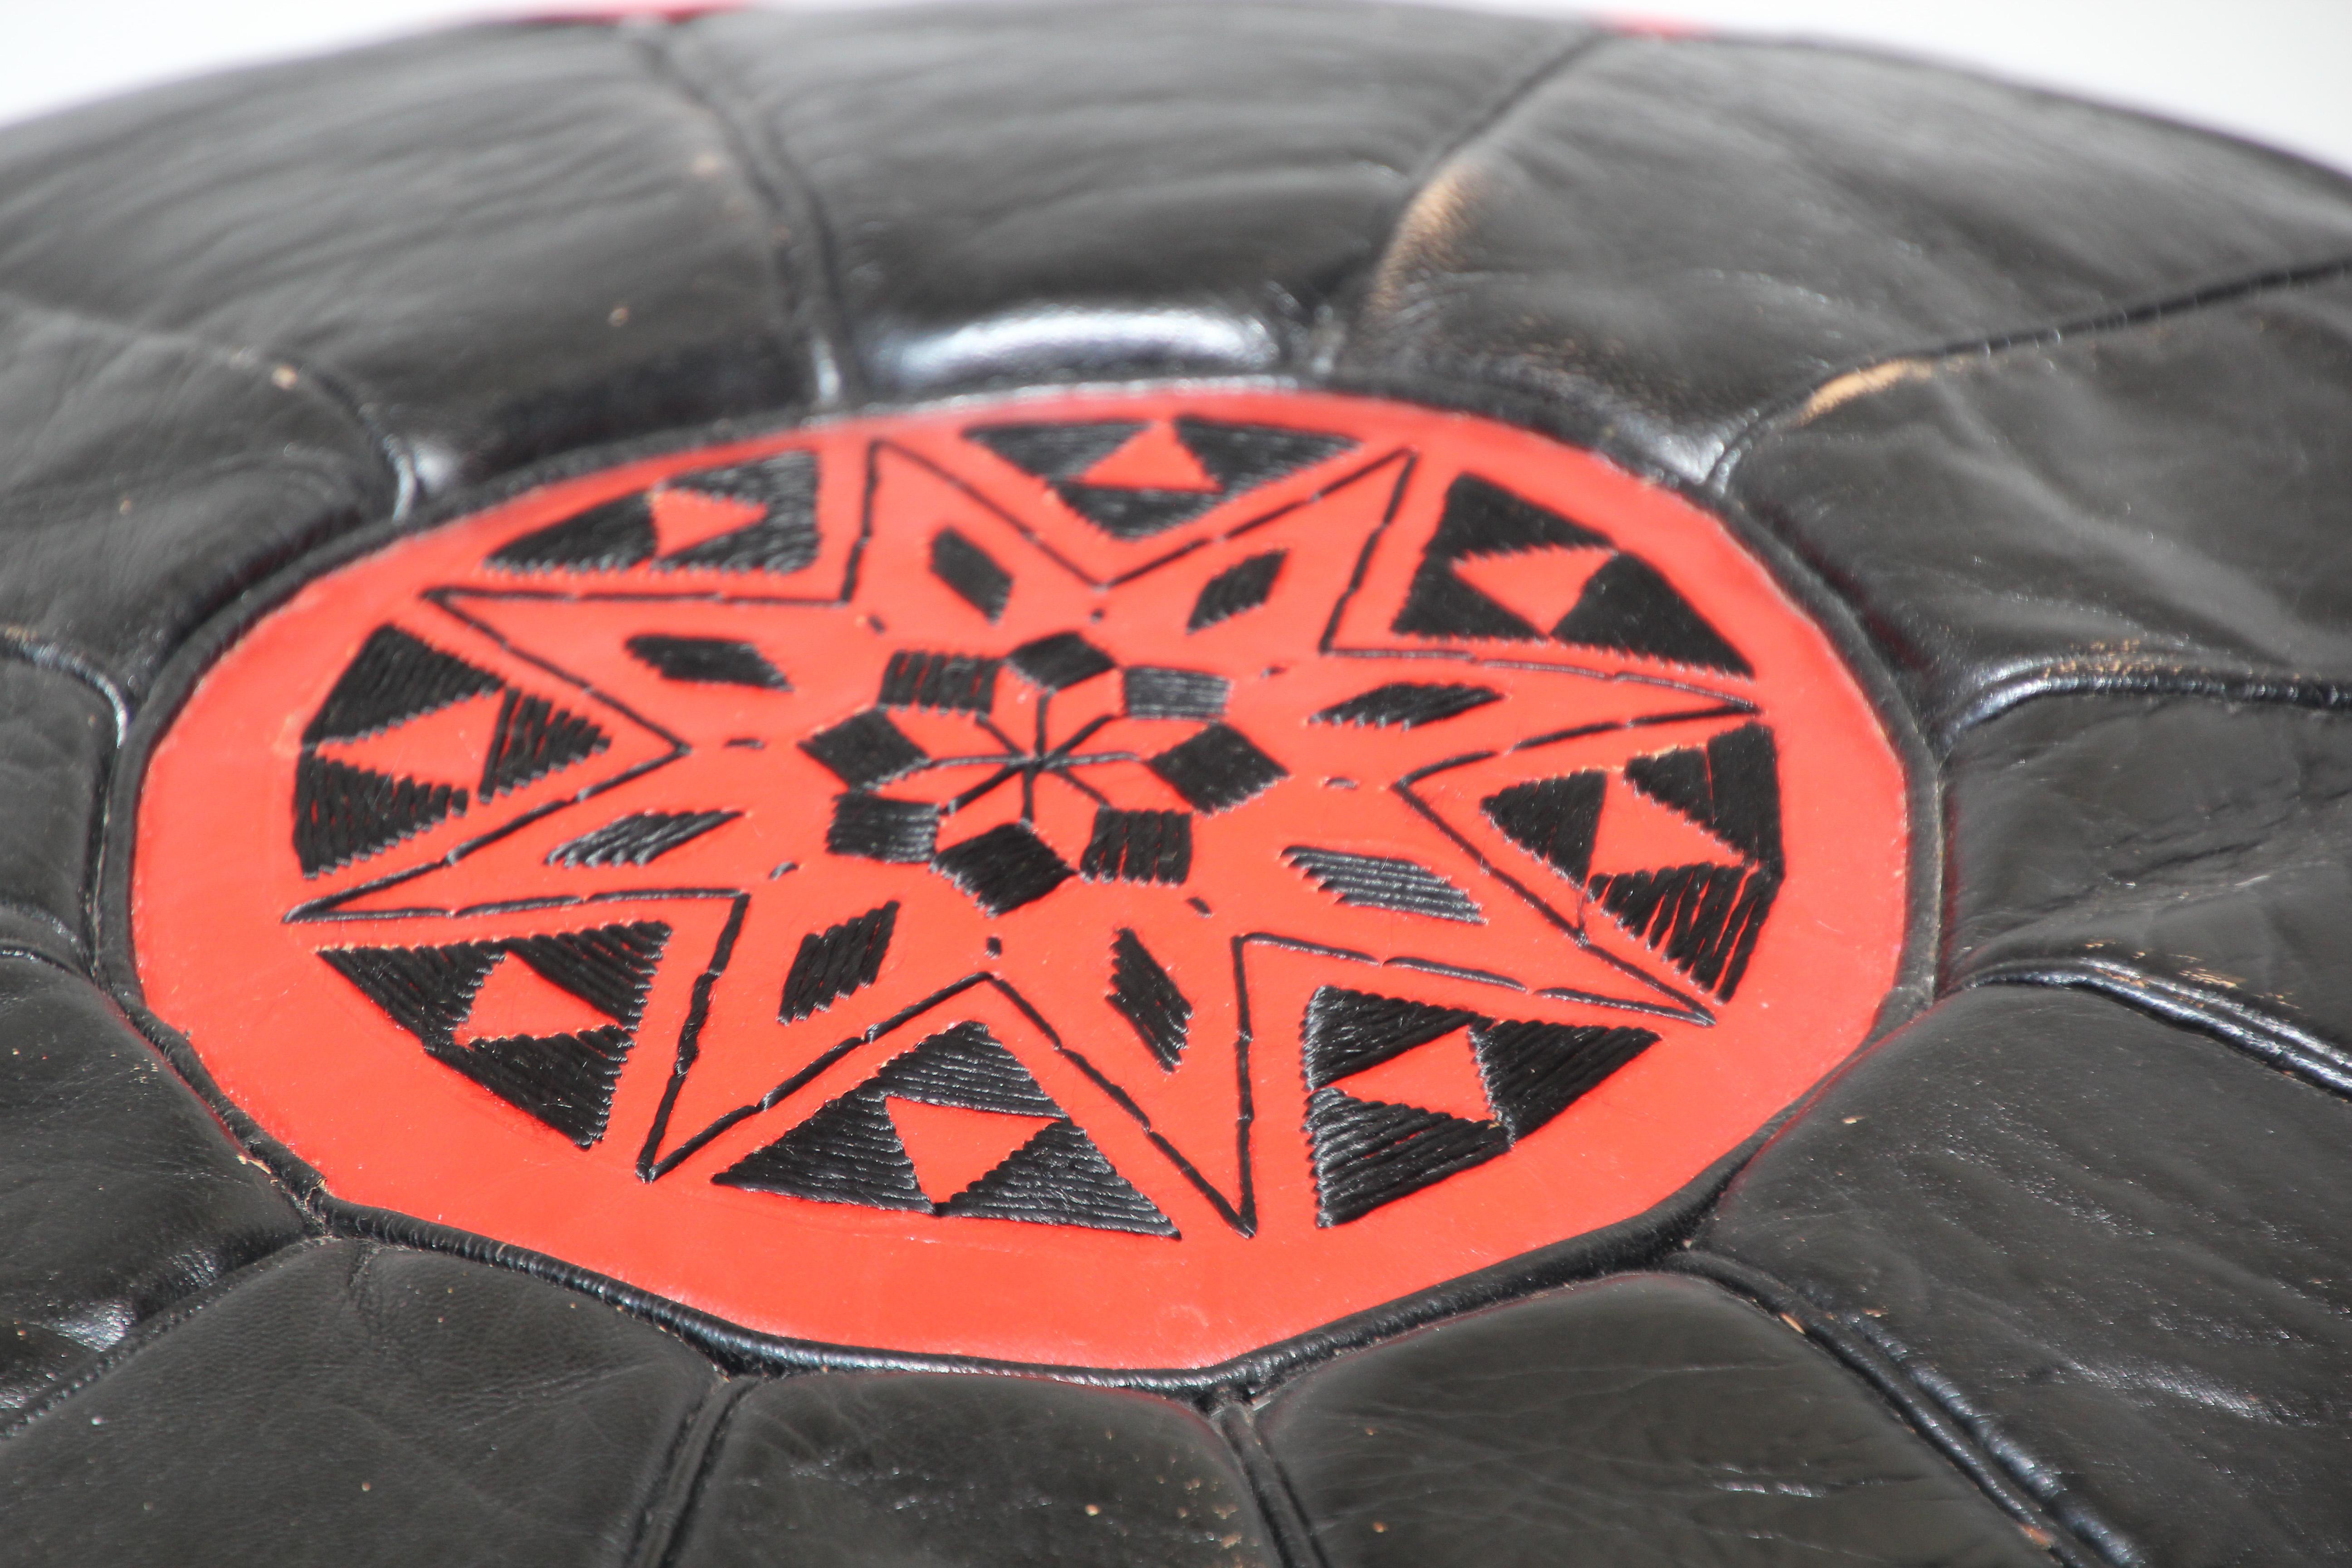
[0,632,129,744]
[1704,250,2352,495]
[637,17,861,407]
[1934,663,2352,752]
[1310,25,1616,377]
[0,1236,332,1441]
[0,901,88,966]
[1965,957,2352,1101]
[1667,1251,2131,1568]
[1210,1396,1330,1568]
[628,1375,754,1568]
[0,942,87,980]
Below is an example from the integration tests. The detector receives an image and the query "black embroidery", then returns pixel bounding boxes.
[318,921,671,1149]
[654,452,820,575]
[878,651,999,715]
[779,902,899,1023]
[1108,928,1191,1071]
[1008,631,1115,691]
[479,690,610,799]
[624,634,789,690]
[1187,551,1286,631]
[1306,1087,1507,1227]
[547,809,740,868]
[1588,862,1780,1000]
[1055,486,1224,541]
[1393,473,1611,641]
[932,822,1074,915]
[930,527,1014,621]
[1473,1019,1657,1142]
[1149,724,1285,813]
[800,710,928,789]
[293,754,467,876]
[966,420,1143,480]
[1284,846,1483,924]
[826,793,939,863]
[1552,553,1752,676]
[305,625,502,744]
[941,1119,1177,1236]
[489,495,657,573]
[1312,682,1501,730]
[1622,723,1782,867]
[714,1020,1173,1235]
[1480,771,1607,885]
[1171,416,1352,492]
[1081,808,1192,885]
[1301,986,1482,1090]
[1122,666,1229,720]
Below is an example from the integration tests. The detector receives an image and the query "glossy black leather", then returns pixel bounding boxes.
[2,4,2349,1563]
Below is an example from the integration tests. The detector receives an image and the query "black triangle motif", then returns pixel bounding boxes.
[436,1025,634,1149]
[1306,1087,1508,1226]
[868,1020,1063,1117]
[1587,862,1781,1000]
[304,626,504,745]
[656,451,820,574]
[1173,416,1352,493]
[966,420,1144,480]
[712,1090,930,1210]
[941,1119,1177,1236]
[1473,1019,1659,1142]
[1623,723,1782,868]
[931,821,1074,915]
[489,495,658,573]
[1052,483,1225,541]
[480,690,611,799]
[503,921,671,1029]
[293,754,468,876]
[1552,553,1752,676]
[1391,474,1608,642]
[1301,986,1484,1091]
[318,941,502,1048]
[1481,771,1607,885]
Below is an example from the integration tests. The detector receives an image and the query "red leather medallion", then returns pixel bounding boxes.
[132,389,1907,1368]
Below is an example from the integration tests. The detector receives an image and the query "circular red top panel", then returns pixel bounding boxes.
[133,389,1907,1369]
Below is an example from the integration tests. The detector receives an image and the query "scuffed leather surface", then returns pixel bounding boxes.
[1728,278,2352,741]
[0,1240,717,1567]
[0,3,2347,1563]
[0,662,111,965]
[1259,1271,2047,1566]
[671,2,1586,397]
[1699,986,2352,1565]
[0,956,303,1417]
[666,1372,1276,1568]
[1945,695,2352,1056]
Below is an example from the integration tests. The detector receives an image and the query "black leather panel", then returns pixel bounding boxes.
[0,298,388,696]
[1730,277,2352,741]
[1700,985,2352,1566]
[1258,1271,2047,1568]
[673,1,1584,399]
[1946,695,2352,1061]
[665,1370,1278,1568]
[0,1240,716,1567]
[0,956,303,1417]
[0,662,112,966]
[1337,35,2352,481]
[0,24,804,489]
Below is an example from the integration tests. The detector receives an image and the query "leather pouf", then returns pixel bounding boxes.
[3,6,2351,1565]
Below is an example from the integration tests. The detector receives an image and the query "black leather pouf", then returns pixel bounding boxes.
[4,6,2351,1565]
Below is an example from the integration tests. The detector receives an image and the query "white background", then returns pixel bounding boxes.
[4,2,2349,176]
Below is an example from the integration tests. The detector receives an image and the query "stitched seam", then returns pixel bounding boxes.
[1705,252,2352,494]
[637,18,861,407]
[1209,1396,1329,1568]
[0,899,87,965]
[1668,1252,2123,1568]
[627,1375,753,1568]
[1313,29,1615,377]
[1936,664,2352,751]
[1966,958,2352,1102]
[0,1237,333,1440]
